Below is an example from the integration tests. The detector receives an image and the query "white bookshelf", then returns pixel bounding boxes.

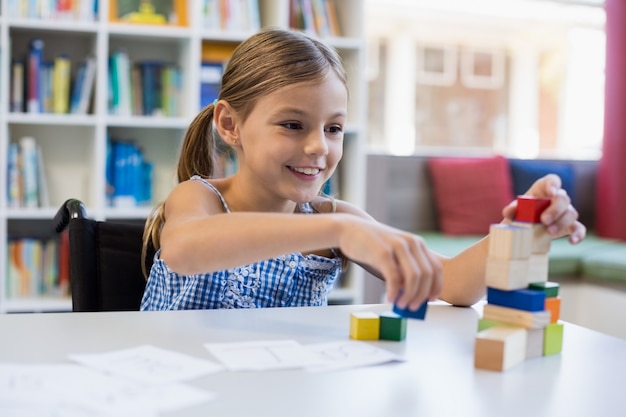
[0,0,367,312]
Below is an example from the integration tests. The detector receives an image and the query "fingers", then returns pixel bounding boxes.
[515,174,585,244]
[384,235,443,311]
[568,220,587,244]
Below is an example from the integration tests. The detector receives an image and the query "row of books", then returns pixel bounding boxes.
[6,234,69,300]
[106,139,154,208]
[6,136,49,209]
[10,38,96,115]
[109,51,183,117]
[202,0,260,32]
[290,0,341,37]
[6,0,97,21]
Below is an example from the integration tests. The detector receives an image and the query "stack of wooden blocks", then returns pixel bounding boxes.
[475,196,564,371]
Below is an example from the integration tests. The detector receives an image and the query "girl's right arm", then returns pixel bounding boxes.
[158,180,442,311]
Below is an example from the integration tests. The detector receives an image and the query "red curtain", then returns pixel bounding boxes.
[596,0,626,240]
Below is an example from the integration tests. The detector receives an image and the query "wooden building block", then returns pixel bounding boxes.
[545,296,561,323]
[526,328,545,359]
[515,196,551,223]
[474,326,527,371]
[486,287,546,312]
[483,304,551,329]
[512,221,552,254]
[544,323,564,355]
[379,311,407,341]
[393,300,428,320]
[528,281,560,298]
[478,318,511,331]
[350,312,380,340]
[488,224,532,259]
[528,254,550,283]
[485,257,530,290]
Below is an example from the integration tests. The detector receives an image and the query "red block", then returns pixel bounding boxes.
[515,196,551,223]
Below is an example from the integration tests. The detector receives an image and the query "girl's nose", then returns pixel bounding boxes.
[304,130,329,156]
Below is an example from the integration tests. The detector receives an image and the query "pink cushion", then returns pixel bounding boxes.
[428,155,514,235]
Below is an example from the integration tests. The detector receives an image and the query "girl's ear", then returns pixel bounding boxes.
[214,101,240,146]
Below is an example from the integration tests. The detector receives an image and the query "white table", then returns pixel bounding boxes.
[1,303,625,417]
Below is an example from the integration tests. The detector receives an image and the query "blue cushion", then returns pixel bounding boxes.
[509,159,576,205]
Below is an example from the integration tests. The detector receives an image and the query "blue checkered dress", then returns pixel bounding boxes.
[140,176,343,311]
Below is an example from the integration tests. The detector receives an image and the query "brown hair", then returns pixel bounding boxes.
[141,28,348,277]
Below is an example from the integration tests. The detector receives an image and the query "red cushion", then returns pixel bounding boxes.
[428,156,514,235]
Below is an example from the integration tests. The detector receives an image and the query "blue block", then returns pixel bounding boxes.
[486,287,546,312]
[393,300,428,320]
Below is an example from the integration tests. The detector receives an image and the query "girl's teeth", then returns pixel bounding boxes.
[293,167,319,175]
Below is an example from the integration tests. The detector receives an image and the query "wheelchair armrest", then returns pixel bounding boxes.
[54,199,88,233]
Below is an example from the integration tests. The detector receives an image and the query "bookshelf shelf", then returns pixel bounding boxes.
[0,0,367,313]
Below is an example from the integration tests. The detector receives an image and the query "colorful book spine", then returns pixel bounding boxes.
[52,54,71,114]
[10,60,25,112]
[107,139,154,207]
[70,57,96,114]
[7,143,22,208]
[139,61,164,116]
[199,61,224,109]
[19,136,39,208]
[27,38,44,113]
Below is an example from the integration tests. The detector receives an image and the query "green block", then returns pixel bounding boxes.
[379,311,407,341]
[529,281,560,298]
[544,323,564,355]
[477,318,510,331]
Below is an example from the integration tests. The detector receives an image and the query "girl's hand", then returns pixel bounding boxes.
[502,173,586,244]
[337,217,443,311]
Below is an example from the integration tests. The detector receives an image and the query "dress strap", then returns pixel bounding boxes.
[189,175,231,213]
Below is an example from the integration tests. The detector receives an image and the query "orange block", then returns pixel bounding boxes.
[545,296,561,323]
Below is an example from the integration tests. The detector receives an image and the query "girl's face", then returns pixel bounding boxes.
[235,72,348,207]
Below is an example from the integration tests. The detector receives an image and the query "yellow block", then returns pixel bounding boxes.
[350,312,380,340]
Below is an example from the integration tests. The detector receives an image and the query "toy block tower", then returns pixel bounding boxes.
[475,196,564,372]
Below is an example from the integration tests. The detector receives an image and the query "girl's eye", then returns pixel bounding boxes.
[326,125,343,134]
[282,122,302,130]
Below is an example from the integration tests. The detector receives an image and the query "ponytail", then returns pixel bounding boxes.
[141,102,219,278]
[177,103,218,182]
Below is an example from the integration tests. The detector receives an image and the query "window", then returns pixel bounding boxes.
[366,0,606,159]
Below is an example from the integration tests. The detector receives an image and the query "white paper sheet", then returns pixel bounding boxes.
[303,340,405,372]
[204,339,328,371]
[68,344,224,384]
[0,363,215,417]
[204,339,404,372]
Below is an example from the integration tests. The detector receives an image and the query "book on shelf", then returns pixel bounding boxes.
[7,143,22,208]
[109,50,133,116]
[161,65,182,117]
[201,0,260,32]
[70,56,96,115]
[289,0,340,36]
[7,0,97,21]
[6,237,66,300]
[27,38,44,114]
[106,139,154,207]
[138,60,163,116]
[40,61,54,113]
[10,60,25,113]
[6,137,50,208]
[200,61,224,110]
[20,136,40,208]
[110,56,182,117]
[52,54,71,114]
